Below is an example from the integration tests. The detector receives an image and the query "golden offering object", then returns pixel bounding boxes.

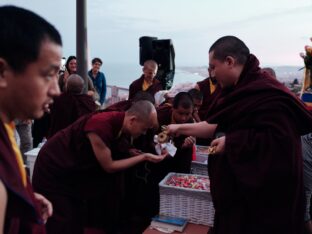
[208,146,216,155]
[158,132,169,143]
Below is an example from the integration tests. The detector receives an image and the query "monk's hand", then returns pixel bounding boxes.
[165,124,180,137]
[144,151,168,163]
[34,193,53,224]
[182,136,196,148]
[129,148,143,156]
[210,136,226,155]
[192,110,201,122]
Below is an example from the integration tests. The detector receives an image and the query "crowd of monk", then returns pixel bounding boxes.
[1,5,312,234]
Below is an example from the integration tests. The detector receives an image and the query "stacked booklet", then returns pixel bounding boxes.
[150,215,188,232]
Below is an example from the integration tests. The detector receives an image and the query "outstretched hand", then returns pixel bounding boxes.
[144,150,168,163]
[165,124,180,137]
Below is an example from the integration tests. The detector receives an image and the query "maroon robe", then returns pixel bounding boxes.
[197,77,221,120]
[206,54,312,234]
[104,100,132,112]
[128,75,163,100]
[155,106,194,175]
[47,92,96,138]
[0,121,45,234]
[32,112,128,233]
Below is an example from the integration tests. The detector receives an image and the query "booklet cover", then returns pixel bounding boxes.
[151,215,188,232]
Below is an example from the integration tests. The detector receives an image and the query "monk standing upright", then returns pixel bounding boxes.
[48,74,96,138]
[167,36,312,234]
[0,5,62,233]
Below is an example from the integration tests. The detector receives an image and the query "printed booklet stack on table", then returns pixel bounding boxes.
[150,215,188,232]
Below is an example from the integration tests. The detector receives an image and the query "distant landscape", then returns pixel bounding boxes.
[179,66,304,84]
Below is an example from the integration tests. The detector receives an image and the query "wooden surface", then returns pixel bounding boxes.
[143,223,209,234]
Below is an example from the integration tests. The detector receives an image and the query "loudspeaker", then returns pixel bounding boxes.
[139,36,158,66]
[152,39,175,71]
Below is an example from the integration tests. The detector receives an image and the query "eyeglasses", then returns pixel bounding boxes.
[93,63,102,66]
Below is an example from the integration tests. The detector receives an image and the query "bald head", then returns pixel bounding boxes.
[125,100,158,137]
[66,74,84,94]
[262,67,276,79]
[126,100,155,121]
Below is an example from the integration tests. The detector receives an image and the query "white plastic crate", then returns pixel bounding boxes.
[25,147,40,181]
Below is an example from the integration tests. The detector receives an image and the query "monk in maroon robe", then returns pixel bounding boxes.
[195,76,221,120]
[128,60,163,100]
[48,74,96,138]
[167,36,312,234]
[0,6,63,233]
[32,101,166,233]
[0,122,48,233]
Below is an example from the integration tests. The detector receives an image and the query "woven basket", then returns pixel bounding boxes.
[159,172,215,226]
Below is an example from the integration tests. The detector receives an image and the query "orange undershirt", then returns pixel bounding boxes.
[4,122,27,187]
[209,79,216,94]
[142,80,152,91]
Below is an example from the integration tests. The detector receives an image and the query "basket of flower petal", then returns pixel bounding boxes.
[158,173,214,226]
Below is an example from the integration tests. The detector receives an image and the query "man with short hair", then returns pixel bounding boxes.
[128,60,163,100]
[0,5,62,233]
[195,75,221,120]
[167,36,312,234]
[32,100,166,233]
[88,57,107,106]
[188,88,203,122]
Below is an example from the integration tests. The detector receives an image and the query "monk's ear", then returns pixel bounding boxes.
[0,58,9,88]
[128,115,137,125]
[225,56,235,67]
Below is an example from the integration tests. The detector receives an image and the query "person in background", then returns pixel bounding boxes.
[188,88,203,122]
[166,36,312,234]
[128,60,162,100]
[88,57,107,106]
[58,55,76,92]
[15,119,33,162]
[262,67,277,79]
[195,75,221,120]
[0,5,62,233]
[59,55,98,99]
[47,74,96,138]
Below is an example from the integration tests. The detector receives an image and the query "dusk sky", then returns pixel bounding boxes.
[1,0,312,66]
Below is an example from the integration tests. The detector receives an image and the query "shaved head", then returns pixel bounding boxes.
[126,100,156,121]
[66,74,84,94]
[125,100,158,137]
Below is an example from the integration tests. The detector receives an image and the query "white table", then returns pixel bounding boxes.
[24,147,41,181]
